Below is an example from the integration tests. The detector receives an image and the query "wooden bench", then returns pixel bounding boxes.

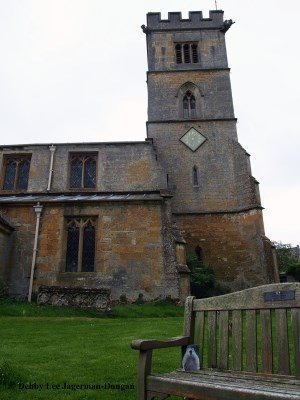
[131,283,300,399]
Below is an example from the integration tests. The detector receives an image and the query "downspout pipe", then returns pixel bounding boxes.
[47,145,56,192]
[28,202,43,303]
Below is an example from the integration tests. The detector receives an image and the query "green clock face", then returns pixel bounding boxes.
[180,127,206,152]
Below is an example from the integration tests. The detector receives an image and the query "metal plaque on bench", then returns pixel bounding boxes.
[263,290,295,302]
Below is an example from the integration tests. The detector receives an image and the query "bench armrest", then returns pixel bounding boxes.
[131,335,190,351]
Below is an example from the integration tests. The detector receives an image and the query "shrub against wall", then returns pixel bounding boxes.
[186,250,229,298]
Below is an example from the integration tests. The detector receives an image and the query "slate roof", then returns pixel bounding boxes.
[0,192,164,204]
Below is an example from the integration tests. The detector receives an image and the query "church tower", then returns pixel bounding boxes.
[143,10,279,289]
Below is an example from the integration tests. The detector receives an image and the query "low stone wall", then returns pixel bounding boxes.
[37,286,110,311]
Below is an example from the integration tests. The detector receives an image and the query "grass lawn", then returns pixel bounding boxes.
[0,301,184,400]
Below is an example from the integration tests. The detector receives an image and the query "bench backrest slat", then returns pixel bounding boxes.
[292,308,300,377]
[276,309,290,374]
[246,309,257,372]
[261,309,273,373]
[187,283,300,377]
[232,309,242,371]
[218,310,229,370]
[194,311,205,360]
[207,311,217,368]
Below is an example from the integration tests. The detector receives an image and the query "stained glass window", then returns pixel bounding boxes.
[2,156,31,190]
[82,223,95,272]
[65,217,96,272]
[70,154,97,189]
[66,223,79,272]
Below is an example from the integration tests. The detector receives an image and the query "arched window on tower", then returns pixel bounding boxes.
[183,44,191,63]
[191,44,198,63]
[195,246,203,263]
[193,166,199,186]
[175,44,182,64]
[183,91,196,118]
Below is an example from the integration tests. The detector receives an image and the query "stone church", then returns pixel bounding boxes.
[0,10,279,303]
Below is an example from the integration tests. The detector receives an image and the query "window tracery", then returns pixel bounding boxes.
[65,217,96,272]
[2,156,31,190]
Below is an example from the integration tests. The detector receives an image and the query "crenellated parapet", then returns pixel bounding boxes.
[145,10,225,32]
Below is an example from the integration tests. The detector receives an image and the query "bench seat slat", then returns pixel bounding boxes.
[147,371,300,400]
[261,309,273,373]
[292,308,300,377]
[276,309,290,375]
[232,309,242,371]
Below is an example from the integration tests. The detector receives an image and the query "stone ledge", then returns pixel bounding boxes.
[37,286,111,311]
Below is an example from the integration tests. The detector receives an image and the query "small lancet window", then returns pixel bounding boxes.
[193,166,199,186]
[183,91,196,118]
[175,44,182,64]
[195,246,203,263]
[183,44,191,63]
[183,96,189,118]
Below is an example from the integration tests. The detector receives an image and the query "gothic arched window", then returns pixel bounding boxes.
[66,217,96,272]
[70,153,97,189]
[2,156,31,190]
[183,91,196,118]
[175,44,182,64]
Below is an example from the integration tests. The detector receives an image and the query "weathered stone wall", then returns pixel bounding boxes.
[176,209,278,290]
[148,121,259,214]
[147,70,234,121]
[37,286,110,311]
[0,225,13,283]
[0,142,165,194]
[2,199,180,301]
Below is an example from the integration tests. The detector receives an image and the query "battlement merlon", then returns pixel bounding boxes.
[144,10,231,32]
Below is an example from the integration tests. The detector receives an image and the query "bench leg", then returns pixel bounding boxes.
[137,350,152,400]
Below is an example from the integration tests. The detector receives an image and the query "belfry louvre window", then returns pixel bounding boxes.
[183,91,196,118]
[69,153,97,189]
[65,217,96,272]
[2,155,31,190]
[175,43,198,64]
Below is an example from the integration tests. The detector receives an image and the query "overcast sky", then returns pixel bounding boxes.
[0,0,299,246]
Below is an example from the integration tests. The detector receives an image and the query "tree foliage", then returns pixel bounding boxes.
[273,242,300,281]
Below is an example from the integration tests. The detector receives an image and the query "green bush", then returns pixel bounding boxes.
[287,262,300,282]
[186,250,230,298]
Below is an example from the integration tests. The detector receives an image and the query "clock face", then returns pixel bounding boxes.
[180,128,206,152]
